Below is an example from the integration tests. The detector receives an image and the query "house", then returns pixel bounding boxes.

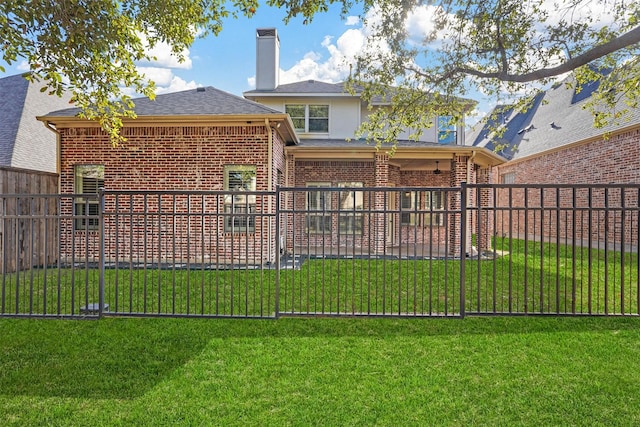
[469,75,640,184]
[244,28,504,254]
[38,28,504,265]
[469,75,640,248]
[0,73,71,193]
[39,86,298,264]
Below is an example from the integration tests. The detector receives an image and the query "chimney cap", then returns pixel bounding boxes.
[257,28,277,37]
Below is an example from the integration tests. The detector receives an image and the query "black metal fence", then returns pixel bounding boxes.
[1,184,639,318]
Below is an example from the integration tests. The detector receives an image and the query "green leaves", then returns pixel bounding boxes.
[349,0,640,144]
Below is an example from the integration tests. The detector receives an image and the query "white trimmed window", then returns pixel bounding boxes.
[285,104,329,133]
[74,165,104,231]
[306,182,332,234]
[337,182,364,234]
[224,165,256,232]
[424,190,445,226]
[437,116,457,144]
[401,191,419,225]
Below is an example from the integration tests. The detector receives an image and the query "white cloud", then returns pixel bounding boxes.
[17,60,30,71]
[345,16,360,26]
[137,67,175,86]
[137,32,193,69]
[155,76,199,94]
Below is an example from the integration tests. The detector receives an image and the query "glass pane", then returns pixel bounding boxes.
[308,105,328,118]
[285,105,305,118]
[291,118,305,131]
[309,118,328,132]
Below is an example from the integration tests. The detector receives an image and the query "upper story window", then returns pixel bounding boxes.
[285,104,329,133]
[437,116,457,144]
[74,165,104,231]
[224,165,256,232]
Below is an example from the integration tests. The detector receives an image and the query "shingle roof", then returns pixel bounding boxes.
[244,80,350,95]
[469,75,640,161]
[0,73,71,172]
[296,138,444,148]
[46,86,285,117]
[0,74,30,165]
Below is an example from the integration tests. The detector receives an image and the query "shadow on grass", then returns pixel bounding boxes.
[0,315,638,399]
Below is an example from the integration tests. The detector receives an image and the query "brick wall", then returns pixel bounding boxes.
[58,124,285,265]
[495,129,640,247]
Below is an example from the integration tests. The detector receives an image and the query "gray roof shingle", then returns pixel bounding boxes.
[244,80,350,95]
[0,74,30,165]
[470,75,640,160]
[46,86,285,117]
[1,73,72,172]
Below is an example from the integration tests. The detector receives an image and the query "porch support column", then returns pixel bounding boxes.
[283,153,296,253]
[476,166,494,253]
[448,156,471,256]
[374,153,390,254]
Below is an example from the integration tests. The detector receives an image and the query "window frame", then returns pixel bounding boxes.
[285,104,329,133]
[424,190,446,226]
[337,182,364,235]
[306,182,332,234]
[223,165,257,233]
[400,191,419,226]
[437,115,457,144]
[74,165,104,231]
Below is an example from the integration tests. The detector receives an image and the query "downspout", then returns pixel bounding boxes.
[466,150,477,256]
[266,119,274,261]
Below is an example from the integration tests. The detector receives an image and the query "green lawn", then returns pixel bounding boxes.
[1,316,640,426]
[3,235,639,317]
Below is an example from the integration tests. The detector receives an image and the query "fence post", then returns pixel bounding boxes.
[98,187,105,317]
[274,186,281,318]
[459,182,467,318]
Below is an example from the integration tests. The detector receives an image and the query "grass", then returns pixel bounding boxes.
[2,236,639,317]
[1,316,640,425]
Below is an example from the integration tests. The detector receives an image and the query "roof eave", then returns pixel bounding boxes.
[37,113,300,145]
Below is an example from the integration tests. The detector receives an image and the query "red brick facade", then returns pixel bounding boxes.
[58,124,286,264]
[495,127,640,247]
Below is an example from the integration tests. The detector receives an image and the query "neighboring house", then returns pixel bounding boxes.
[0,73,71,193]
[244,28,504,254]
[38,28,504,265]
[468,75,640,247]
[469,75,640,184]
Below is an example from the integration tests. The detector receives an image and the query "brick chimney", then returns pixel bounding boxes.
[255,28,279,91]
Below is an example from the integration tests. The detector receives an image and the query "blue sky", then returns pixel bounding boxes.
[5,2,613,126]
[0,3,502,126]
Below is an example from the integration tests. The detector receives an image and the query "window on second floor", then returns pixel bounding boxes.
[437,115,457,144]
[285,104,329,133]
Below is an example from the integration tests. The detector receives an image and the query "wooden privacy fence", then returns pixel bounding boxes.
[0,167,58,273]
[1,184,639,318]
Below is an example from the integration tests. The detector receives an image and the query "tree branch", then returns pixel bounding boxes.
[457,25,640,83]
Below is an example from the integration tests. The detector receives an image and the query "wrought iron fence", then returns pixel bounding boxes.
[1,184,639,318]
